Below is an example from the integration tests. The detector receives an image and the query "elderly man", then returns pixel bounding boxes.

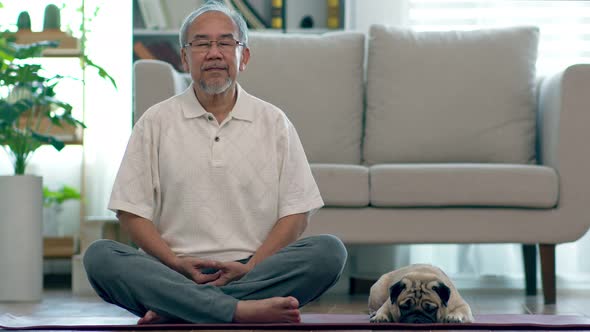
[83,1,347,325]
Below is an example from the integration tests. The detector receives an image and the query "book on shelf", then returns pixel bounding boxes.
[226,0,270,29]
[133,41,156,60]
[133,40,183,72]
[137,0,168,30]
[162,0,205,30]
[132,0,147,29]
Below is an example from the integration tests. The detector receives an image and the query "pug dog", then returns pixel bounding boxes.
[368,264,473,324]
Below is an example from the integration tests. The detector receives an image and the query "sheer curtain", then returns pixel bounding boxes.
[82,0,132,219]
[345,0,590,291]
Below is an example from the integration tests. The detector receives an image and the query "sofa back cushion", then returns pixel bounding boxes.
[239,32,365,164]
[364,25,539,164]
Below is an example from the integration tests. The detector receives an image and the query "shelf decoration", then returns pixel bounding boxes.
[14,4,80,56]
[16,11,32,30]
[271,0,284,29]
[327,0,340,29]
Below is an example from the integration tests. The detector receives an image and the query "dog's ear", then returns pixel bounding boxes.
[432,282,451,306]
[389,281,406,304]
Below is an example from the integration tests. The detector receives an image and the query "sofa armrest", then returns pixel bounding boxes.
[538,64,590,211]
[133,60,191,125]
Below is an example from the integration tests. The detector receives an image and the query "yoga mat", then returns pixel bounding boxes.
[2,313,590,330]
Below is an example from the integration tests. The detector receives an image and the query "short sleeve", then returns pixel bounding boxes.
[277,117,324,219]
[108,118,159,221]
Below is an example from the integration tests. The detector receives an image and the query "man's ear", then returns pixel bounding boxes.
[239,46,250,71]
[432,282,451,307]
[180,47,190,72]
[389,281,406,304]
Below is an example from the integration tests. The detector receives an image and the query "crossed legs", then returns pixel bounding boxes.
[83,235,347,323]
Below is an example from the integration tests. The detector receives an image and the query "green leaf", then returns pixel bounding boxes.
[81,55,117,89]
[43,185,81,206]
[0,45,15,61]
[0,99,33,126]
[31,131,65,151]
[60,112,86,128]
[12,40,59,59]
[43,96,73,112]
[59,185,81,201]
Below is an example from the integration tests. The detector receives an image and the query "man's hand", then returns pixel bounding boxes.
[173,256,223,284]
[206,261,253,286]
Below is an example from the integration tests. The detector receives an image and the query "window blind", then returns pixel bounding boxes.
[409,0,590,75]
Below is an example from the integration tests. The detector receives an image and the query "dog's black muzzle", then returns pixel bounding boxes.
[400,312,436,324]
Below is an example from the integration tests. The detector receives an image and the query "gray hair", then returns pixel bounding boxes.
[179,0,249,48]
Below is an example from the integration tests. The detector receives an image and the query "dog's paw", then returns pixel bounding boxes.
[443,315,463,323]
[369,312,390,323]
[443,311,470,323]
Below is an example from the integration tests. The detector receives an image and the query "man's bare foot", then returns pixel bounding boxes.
[137,310,168,325]
[233,296,301,323]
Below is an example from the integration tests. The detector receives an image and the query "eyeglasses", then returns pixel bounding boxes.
[183,39,246,53]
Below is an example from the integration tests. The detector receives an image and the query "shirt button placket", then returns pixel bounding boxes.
[211,126,223,167]
[206,114,220,166]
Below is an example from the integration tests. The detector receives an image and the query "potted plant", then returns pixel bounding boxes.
[43,185,81,236]
[0,32,86,301]
[0,28,114,301]
[0,0,116,301]
[0,33,85,174]
[0,31,89,301]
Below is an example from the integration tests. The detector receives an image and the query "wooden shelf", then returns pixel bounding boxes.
[134,29,179,37]
[17,115,83,145]
[284,28,334,34]
[42,48,83,57]
[15,30,81,58]
[43,236,75,259]
[12,31,84,144]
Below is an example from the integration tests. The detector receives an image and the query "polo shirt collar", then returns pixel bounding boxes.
[180,83,254,122]
[231,84,254,122]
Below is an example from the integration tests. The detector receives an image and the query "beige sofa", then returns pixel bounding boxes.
[134,25,590,304]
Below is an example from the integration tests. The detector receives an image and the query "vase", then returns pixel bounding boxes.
[43,205,63,236]
[0,175,43,301]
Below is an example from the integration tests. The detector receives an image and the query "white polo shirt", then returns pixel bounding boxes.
[108,84,323,262]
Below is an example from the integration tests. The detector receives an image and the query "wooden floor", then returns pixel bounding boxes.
[1,276,590,331]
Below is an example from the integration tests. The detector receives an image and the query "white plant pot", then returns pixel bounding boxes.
[0,175,43,301]
[43,205,63,237]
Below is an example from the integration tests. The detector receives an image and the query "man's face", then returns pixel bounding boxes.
[181,11,250,96]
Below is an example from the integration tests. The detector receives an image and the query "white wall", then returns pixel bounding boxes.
[345,0,408,32]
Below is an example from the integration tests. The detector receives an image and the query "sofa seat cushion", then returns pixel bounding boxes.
[364,25,539,164]
[370,164,558,208]
[239,32,365,164]
[311,164,369,207]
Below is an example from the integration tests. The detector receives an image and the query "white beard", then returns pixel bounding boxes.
[199,77,233,95]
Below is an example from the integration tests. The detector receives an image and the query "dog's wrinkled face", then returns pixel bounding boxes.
[389,276,451,323]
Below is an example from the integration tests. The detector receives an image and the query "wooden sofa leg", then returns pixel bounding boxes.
[522,244,537,295]
[540,244,556,304]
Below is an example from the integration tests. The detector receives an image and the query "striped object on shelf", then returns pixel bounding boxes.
[271,0,283,29]
[327,0,340,29]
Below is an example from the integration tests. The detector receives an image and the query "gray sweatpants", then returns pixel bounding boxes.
[83,235,347,323]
